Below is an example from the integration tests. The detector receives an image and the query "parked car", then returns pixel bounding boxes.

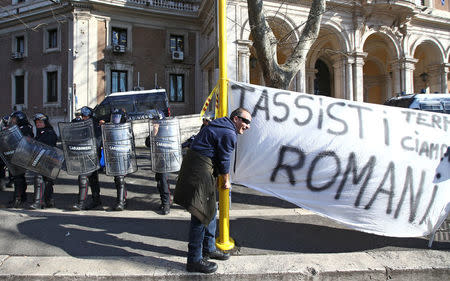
[384,93,450,114]
[93,89,171,122]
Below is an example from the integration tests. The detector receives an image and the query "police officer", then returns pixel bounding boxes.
[72,106,102,210]
[8,111,34,208]
[145,111,171,215]
[29,113,58,209]
[0,115,10,190]
[109,108,129,211]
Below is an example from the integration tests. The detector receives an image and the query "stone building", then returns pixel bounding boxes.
[0,0,448,124]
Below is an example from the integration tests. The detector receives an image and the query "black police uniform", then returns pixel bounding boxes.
[30,114,58,209]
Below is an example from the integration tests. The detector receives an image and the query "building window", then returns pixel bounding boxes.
[47,29,57,49]
[16,36,24,53]
[111,70,128,93]
[46,71,58,103]
[43,26,60,53]
[42,65,60,106]
[170,35,184,52]
[15,75,25,104]
[112,27,127,47]
[169,74,184,102]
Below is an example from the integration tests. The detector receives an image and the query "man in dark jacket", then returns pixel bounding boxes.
[174,107,251,274]
[30,113,58,209]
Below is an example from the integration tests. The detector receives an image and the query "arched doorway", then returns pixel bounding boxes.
[362,33,397,104]
[306,26,348,98]
[314,59,331,96]
[413,41,444,93]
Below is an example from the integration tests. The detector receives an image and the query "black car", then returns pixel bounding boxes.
[93,89,171,122]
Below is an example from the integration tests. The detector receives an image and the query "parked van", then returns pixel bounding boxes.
[384,93,450,114]
[93,89,171,122]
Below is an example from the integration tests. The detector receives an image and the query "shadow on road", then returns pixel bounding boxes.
[11,213,450,259]
[232,217,450,254]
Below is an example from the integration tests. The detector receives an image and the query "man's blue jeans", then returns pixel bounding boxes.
[187,210,217,263]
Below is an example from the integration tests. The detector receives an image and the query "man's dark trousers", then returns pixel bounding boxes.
[187,208,217,262]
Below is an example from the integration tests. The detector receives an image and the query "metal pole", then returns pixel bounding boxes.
[216,0,234,251]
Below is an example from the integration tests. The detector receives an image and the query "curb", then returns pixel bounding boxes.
[0,250,448,280]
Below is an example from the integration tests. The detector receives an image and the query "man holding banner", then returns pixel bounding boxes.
[174,107,251,274]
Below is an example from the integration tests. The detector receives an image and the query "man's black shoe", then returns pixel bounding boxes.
[186,258,217,273]
[159,204,170,215]
[203,249,230,260]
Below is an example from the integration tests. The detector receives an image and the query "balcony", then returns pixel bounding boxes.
[362,0,417,13]
[126,0,200,12]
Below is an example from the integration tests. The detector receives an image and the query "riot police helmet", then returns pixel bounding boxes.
[1,115,9,127]
[111,108,127,124]
[9,111,29,126]
[80,106,93,119]
[33,113,50,127]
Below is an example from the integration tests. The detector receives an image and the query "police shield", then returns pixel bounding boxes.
[0,125,26,176]
[149,118,182,173]
[58,119,100,175]
[11,137,64,180]
[102,122,137,176]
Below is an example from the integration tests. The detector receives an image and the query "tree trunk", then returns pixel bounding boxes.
[247,0,326,90]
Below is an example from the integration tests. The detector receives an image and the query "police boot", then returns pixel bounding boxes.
[86,174,102,210]
[9,175,27,208]
[113,176,127,211]
[72,176,89,211]
[44,180,55,208]
[30,175,45,210]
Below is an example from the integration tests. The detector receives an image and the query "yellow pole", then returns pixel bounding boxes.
[216,0,235,251]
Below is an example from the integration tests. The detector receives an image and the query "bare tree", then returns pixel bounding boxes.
[248,0,326,89]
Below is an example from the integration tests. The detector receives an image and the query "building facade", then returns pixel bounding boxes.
[0,0,449,124]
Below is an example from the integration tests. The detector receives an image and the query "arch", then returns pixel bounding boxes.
[360,30,401,59]
[319,20,352,53]
[304,24,349,98]
[410,37,445,63]
[412,38,446,93]
[306,23,349,69]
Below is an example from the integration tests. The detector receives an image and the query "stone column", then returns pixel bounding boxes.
[426,63,449,93]
[236,40,252,83]
[401,57,418,94]
[426,64,442,93]
[332,54,345,99]
[384,74,393,99]
[444,63,450,93]
[352,52,367,102]
[390,60,402,95]
[305,67,316,94]
[345,56,354,101]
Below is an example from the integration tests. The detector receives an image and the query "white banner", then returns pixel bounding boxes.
[229,80,450,238]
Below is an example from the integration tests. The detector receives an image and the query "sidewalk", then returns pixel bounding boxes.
[0,250,448,280]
